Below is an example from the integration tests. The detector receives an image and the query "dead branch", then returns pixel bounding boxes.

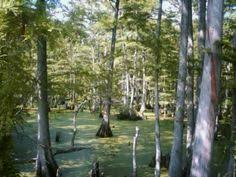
[14,157,37,164]
[53,146,90,156]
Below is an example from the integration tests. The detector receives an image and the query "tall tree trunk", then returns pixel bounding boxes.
[140,50,147,118]
[125,71,129,106]
[91,46,97,113]
[195,0,206,122]
[122,73,126,104]
[96,0,119,137]
[154,0,163,176]
[168,0,189,176]
[190,0,224,176]
[122,43,129,106]
[35,1,58,177]
[130,48,138,110]
[185,0,194,174]
[130,74,135,109]
[71,93,78,147]
[71,109,78,147]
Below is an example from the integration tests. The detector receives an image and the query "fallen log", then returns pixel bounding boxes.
[53,146,90,156]
[14,157,37,164]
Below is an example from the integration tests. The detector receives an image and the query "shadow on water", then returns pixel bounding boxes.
[0,135,19,177]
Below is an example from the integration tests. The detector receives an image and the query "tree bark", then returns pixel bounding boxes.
[71,66,77,147]
[190,0,224,177]
[96,100,113,137]
[195,0,206,123]
[185,0,194,174]
[130,48,138,111]
[130,74,135,110]
[91,46,97,113]
[122,43,129,106]
[140,50,147,119]
[168,0,189,176]
[125,71,129,105]
[96,0,119,137]
[154,1,163,177]
[71,100,87,146]
[71,108,78,147]
[35,1,58,177]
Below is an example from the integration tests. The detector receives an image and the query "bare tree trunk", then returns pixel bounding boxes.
[154,0,163,177]
[122,44,129,106]
[91,46,97,113]
[140,50,147,119]
[71,109,77,147]
[125,71,129,105]
[122,43,129,106]
[71,100,87,146]
[71,62,77,145]
[185,0,194,175]
[96,100,113,137]
[169,0,189,176]
[132,126,139,177]
[130,75,135,110]
[195,0,206,123]
[35,1,58,177]
[96,0,120,137]
[122,73,126,104]
[190,0,224,176]
[130,48,138,111]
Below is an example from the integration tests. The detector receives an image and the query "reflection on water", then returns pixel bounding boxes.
[0,136,19,177]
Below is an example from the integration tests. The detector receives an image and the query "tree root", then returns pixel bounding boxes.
[96,123,113,137]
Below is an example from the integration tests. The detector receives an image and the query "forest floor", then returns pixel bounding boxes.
[13,110,228,177]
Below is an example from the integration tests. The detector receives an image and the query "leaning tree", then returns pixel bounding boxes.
[190,0,224,176]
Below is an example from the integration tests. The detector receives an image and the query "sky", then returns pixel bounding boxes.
[53,0,177,21]
[52,0,72,20]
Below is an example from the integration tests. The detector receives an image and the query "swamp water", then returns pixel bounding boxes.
[13,111,172,177]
